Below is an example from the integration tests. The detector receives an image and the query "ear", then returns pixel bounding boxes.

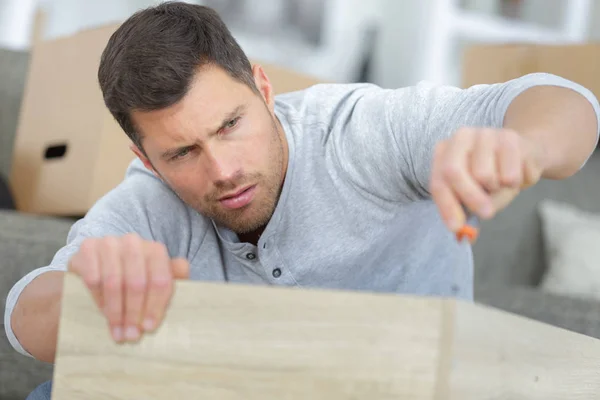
[252,64,275,112]
[130,144,161,179]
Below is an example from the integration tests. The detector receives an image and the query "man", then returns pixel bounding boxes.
[7,2,600,399]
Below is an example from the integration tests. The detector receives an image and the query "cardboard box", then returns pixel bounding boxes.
[11,21,322,216]
[462,43,600,100]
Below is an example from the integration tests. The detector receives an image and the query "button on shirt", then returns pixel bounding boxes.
[5,73,600,358]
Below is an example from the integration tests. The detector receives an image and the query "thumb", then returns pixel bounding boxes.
[523,156,542,189]
[489,156,539,213]
[170,258,190,280]
[490,186,520,212]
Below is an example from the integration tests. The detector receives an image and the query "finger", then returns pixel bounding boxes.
[490,186,520,211]
[100,237,125,343]
[431,142,465,231]
[523,154,542,188]
[497,129,523,188]
[142,242,172,333]
[171,258,190,280]
[443,128,494,218]
[121,234,146,342]
[430,176,466,232]
[73,239,103,310]
[470,129,499,192]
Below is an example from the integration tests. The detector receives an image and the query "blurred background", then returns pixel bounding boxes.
[0,0,596,87]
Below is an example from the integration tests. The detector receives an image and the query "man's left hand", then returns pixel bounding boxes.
[430,127,545,233]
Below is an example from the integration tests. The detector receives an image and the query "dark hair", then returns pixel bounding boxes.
[98,1,257,151]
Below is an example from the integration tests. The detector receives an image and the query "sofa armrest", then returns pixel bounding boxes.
[0,211,74,311]
[475,283,600,340]
[0,210,75,399]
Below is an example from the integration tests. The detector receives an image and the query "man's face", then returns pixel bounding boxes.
[131,65,287,234]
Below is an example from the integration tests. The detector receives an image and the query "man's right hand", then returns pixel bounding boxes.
[67,233,189,343]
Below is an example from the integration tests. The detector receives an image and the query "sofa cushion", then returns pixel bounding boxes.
[473,152,600,287]
[0,174,14,210]
[475,283,600,340]
[0,210,74,399]
[0,49,29,179]
[538,200,600,301]
[0,322,53,400]
[0,211,74,313]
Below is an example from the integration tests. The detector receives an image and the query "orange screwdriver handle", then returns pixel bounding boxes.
[456,214,479,243]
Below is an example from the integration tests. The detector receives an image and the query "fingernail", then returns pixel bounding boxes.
[449,220,459,231]
[125,326,140,341]
[448,215,462,231]
[112,326,123,342]
[143,318,155,331]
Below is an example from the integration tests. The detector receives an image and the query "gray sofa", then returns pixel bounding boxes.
[1,47,599,399]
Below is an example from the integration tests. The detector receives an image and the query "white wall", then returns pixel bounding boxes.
[585,0,600,40]
[0,0,204,46]
[0,0,381,82]
[369,0,434,88]
[42,0,178,41]
[369,0,596,89]
[0,0,38,50]
[3,0,598,85]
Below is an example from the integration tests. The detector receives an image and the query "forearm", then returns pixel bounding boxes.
[11,271,64,364]
[503,85,599,180]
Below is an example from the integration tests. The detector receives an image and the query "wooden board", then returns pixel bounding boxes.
[450,301,600,399]
[52,273,600,399]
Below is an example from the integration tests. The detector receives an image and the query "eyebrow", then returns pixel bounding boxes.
[160,104,247,161]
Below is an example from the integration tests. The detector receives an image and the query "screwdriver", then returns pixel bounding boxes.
[455,212,480,244]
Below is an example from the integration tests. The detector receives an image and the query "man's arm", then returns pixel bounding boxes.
[503,84,599,179]
[9,271,64,363]
[322,72,598,230]
[429,79,600,232]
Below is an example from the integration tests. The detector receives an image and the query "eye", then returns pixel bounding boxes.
[225,117,240,129]
[171,146,193,161]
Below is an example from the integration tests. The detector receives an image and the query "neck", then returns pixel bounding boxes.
[238,228,264,246]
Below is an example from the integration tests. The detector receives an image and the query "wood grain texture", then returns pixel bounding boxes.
[450,301,600,399]
[52,273,447,399]
[52,273,600,399]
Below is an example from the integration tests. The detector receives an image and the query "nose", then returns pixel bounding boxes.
[203,143,240,184]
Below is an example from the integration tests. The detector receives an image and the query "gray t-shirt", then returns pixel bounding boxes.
[5,73,600,357]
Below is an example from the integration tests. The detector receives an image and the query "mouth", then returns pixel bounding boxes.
[218,185,256,210]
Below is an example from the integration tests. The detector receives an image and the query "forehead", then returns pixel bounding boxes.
[131,65,254,144]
